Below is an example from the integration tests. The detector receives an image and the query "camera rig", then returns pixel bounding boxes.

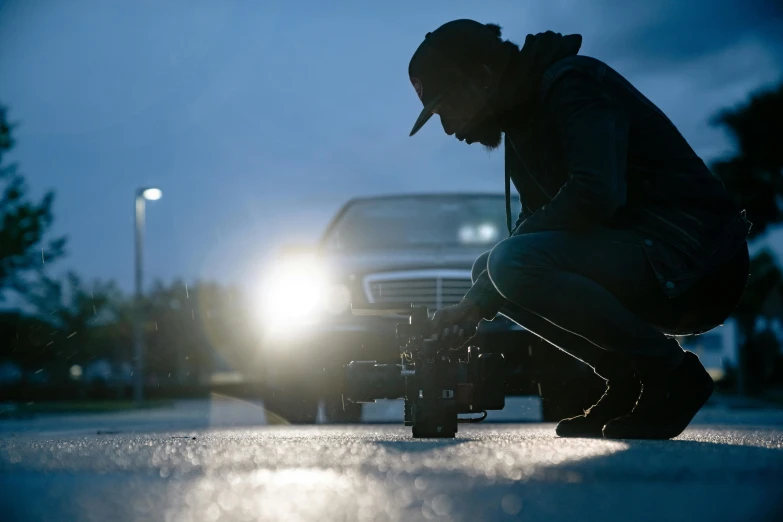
[343,303,506,438]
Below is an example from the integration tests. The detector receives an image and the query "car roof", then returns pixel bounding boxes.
[341,193,506,205]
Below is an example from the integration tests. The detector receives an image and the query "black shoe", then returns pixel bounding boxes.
[556,375,642,438]
[603,351,714,440]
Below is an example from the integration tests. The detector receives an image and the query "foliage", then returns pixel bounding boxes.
[711,82,783,239]
[711,81,783,393]
[0,106,66,299]
[732,249,783,326]
[1,276,255,387]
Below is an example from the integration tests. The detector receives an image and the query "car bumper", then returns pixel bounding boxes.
[256,314,569,394]
[263,313,526,355]
[256,307,599,400]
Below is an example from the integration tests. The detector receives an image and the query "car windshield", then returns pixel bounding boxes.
[322,196,521,250]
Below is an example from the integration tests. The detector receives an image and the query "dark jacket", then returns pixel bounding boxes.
[466,54,751,318]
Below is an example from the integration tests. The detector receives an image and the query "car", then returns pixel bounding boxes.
[253,193,604,423]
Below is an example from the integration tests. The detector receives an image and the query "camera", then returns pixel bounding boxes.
[343,303,506,438]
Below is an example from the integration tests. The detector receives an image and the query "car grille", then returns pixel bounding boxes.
[363,270,473,310]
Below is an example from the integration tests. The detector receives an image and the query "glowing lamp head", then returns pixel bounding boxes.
[142,188,163,201]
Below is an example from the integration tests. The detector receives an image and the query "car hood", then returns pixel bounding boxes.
[321,246,489,278]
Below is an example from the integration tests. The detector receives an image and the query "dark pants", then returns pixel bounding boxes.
[472,227,749,381]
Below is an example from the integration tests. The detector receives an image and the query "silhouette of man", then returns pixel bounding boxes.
[408,20,750,439]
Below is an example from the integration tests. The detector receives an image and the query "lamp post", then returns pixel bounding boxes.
[133,187,162,405]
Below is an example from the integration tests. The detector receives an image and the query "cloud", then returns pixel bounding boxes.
[584,0,783,66]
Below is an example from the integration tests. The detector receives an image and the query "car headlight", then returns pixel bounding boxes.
[259,256,351,334]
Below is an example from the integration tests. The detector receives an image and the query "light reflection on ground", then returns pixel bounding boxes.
[162,427,630,521]
[2,409,782,522]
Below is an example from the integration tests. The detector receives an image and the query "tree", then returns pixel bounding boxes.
[0,310,57,374]
[711,82,783,239]
[0,105,66,299]
[20,272,125,382]
[711,81,783,394]
[140,280,255,386]
[729,249,783,394]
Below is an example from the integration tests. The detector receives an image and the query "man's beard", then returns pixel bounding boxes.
[463,115,503,152]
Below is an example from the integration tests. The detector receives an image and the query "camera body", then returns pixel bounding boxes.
[343,304,506,438]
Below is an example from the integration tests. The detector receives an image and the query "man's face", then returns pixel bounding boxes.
[435,80,503,151]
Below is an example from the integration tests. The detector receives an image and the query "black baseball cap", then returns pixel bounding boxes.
[408,19,503,137]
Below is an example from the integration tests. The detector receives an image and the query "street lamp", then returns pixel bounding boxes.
[133,187,162,405]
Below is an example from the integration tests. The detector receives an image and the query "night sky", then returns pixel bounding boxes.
[1,0,781,294]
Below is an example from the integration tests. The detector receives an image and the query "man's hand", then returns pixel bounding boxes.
[430,300,482,347]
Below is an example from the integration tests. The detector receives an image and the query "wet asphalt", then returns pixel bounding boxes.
[1,398,782,522]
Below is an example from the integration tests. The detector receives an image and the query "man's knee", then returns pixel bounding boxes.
[486,236,551,298]
[471,251,490,284]
[486,241,513,295]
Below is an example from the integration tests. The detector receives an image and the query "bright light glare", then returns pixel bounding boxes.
[459,223,499,244]
[142,188,163,201]
[323,283,351,315]
[261,257,328,332]
[459,225,476,244]
[477,223,498,242]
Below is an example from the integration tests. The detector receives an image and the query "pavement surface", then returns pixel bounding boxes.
[1,398,782,522]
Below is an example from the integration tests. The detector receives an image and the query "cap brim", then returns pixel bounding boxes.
[409,92,445,137]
